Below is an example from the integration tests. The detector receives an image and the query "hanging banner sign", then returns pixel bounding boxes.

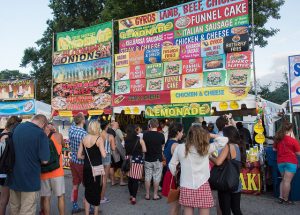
[115,53,129,68]
[171,86,250,103]
[118,12,158,30]
[164,75,183,90]
[119,20,174,40]
[146,78,164,91]
[227,70,251,87]
[0,100,36,116]
[174,1,248,31]
[146,63,164,78]
[164,61,182,76]
[115,67,130,81]
[182,58,203,74]
[180,43,201,60]
[224,33,250,53]
[112,91,171,106]
[115,80,131,95]
[288,55,300,106]
[129,50,145,65]
[119,32,174,53]
[56,21,113,51]
[53,58,112,83]
[162,45,180,62]
[203,54,226,71]
[183,73,203,89]
[203,70,227,87]
[226,51,252,69]
[130,79,147,93]
[53,42,112,65]
[144,48,162,64]
[129,65,146,79]
[201,38,224,57]
[145,102,211,118]
[174,15,249,39]
[0,79,35,100]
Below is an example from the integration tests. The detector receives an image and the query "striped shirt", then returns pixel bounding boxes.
[68,124,87,164]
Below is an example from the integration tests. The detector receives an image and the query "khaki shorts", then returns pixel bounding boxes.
[40,176,65,197]
[144,161,163,183]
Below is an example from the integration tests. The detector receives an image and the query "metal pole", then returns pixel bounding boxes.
[251,0,258,99]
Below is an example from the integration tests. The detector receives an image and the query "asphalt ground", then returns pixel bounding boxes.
[33,170,300,215]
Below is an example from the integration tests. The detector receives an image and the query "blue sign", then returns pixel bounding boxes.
[0,100,36,116]
[144,48,162,64]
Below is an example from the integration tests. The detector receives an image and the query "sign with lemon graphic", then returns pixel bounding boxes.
[145,103,211,118]
[56,21,113,51]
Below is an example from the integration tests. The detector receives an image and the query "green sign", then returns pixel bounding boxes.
[56,21,113,51]
[146,63,164,79]
[145,103,211,118]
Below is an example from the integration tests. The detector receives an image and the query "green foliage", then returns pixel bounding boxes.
[21,0,285,103]
[0,70,29,80]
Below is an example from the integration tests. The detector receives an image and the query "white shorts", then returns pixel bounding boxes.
[40,176,65,197]
[144,161,163,183]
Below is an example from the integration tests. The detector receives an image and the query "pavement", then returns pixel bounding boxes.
[40,170,300,215]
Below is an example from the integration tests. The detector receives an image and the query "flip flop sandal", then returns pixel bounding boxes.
[144,195,151,200]
[153,195,162,200]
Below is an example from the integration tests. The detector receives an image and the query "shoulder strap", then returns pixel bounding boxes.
[95,136,101,145]
[48,131,55,139]
[131,138,139,155]
[228,144,232,160]
[84,146,93,168]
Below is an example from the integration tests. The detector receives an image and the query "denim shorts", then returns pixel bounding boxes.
[278,162,297,173]
[102,153,111,166]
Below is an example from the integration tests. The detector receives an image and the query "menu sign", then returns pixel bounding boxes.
[201,38,224,57]
[164,61,182,76]
[224,34,250,53]
[115,80,130,95]
[146,63,164,78]
[0,79,34,100]
[162,45,180,61]
[227,70,251,87]
[226,51,251,69]
[182,58,203,74]
[180,43,201,59]
[130,79,146,93]
[203,70,227,87]
[183,73,203,89]
[129,65,146,79]
[203,54,226,71]
[146,78,164,91]
[115,67,130,81]
[115,53,129,67]
[144,48,162,64]
[164,75,183,90]
[129,50,145,65]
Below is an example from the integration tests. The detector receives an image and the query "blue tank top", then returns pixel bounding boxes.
[164,139,177,169]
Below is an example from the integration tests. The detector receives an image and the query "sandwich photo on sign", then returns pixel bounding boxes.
[203,70,226,87]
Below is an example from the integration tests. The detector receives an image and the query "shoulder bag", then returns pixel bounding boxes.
[121,138,139,173]
[209,144,241,192]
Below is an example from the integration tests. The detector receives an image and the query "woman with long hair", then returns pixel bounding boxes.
[273,122,300,204]
[169,125,227,215]
[210,126,246,215]
[77,120,106,215]
[162,122,183,215]
[124,124,146,205]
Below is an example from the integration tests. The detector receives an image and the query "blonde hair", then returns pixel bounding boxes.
[88,120,101,135]
[185,125,210,157]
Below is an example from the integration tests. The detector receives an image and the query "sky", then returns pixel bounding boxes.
[0,0,299,83]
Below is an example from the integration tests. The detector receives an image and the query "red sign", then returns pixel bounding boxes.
[164,75,183,90]
[112,91,171,106]
[180,43,201,60]
[129,64,146,79]
[182,58,203,74]
[226,51,251,69]
[130,79,146,93]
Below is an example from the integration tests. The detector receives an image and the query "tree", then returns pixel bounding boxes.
[0,70,30,80]
[22,0,285,103]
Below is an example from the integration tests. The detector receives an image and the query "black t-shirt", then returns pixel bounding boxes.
[143,131,165,162]
[125,136,142,157]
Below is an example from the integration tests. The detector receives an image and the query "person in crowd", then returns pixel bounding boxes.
[169,125,227,215]
[100,121,116,204]
[124,125,146,205]
[109,121,127,186]
[77,120,106,215]
[159,119,169,143]
[0,116,22,214]
[40,123,65,215]
[236,122,252,149]
[136,124,143,139]
[68,113,87,213]
[143,119,165,200]
[162,122,184,215]
[8,114,50,215]
[208,123,216,143]
[202,121,208,130]
[273,122,300,204]
[210,126,246,215]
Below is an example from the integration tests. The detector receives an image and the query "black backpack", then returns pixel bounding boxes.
[41,132,60,173]
[0,132,15,175]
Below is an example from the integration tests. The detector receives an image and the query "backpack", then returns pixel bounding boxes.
[0,132,15,175]
[41,132,60,173]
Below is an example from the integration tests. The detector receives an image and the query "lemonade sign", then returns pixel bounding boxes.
[56,22,113,51]
[145,103,211,118]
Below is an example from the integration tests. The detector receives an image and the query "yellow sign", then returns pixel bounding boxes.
[255,134,265,144]
[88,110,104,116]
[230,101,239,110]
[115,53,129,68]
[118,12,158,30]
[162,45,180,62]
[171,87,249,103]
[58,111,73,117]
[254,123,264,134]
[219,102,228,111]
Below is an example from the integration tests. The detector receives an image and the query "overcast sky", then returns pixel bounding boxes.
[0,0,299,81]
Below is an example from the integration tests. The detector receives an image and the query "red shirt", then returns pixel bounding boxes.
[274,135,300,164]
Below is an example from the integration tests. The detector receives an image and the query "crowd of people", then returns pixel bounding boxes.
[0,113,299,215]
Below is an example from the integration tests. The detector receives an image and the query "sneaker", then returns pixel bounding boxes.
[100,197,110,204]
[89,206,95,214]
[72,202,84,214]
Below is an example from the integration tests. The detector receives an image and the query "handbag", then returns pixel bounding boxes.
[167,176,180,203]
[84,138,105,182]
[121,138,139,173]
[209,145,241,192]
